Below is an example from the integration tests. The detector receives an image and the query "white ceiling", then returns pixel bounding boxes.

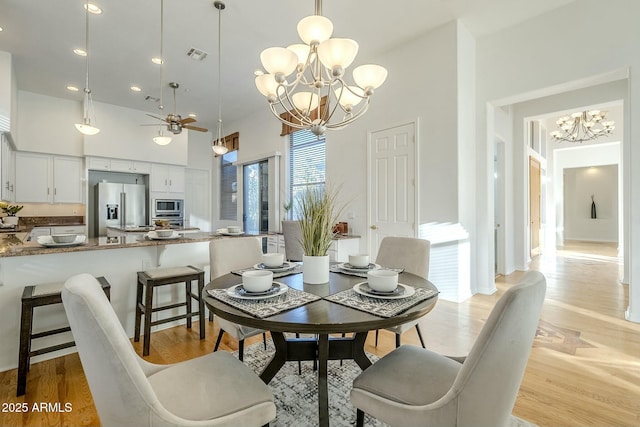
[0,0,577,131]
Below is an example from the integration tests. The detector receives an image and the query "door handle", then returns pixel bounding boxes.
[370,225,378,230]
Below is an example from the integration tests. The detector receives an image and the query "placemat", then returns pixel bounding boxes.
[207,286,320,319]
[232,263,303,278]
[324,286,438,318]
[329,264,404,278]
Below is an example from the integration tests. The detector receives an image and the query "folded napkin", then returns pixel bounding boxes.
[329,264,404,278]
[324,287,438,318]
[232,263,303,278]
[207,286,320,319]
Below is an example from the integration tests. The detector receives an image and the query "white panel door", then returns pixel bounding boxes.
[15,152,50,203]
[368,122,417,261]
[53,156,82,203]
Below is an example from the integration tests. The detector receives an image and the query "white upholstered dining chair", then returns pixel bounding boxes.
[210,237,267,361]
[281,220,304,262]
[62,273,276,427]
[350,270,546,427]
[374,236,431,348]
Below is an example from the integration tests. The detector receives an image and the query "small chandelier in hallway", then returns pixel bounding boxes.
[550,110,615,143]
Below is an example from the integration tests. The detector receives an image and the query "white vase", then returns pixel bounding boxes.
[303,255,330,284]
[3,216,18,226]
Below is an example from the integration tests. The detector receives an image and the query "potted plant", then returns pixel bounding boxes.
[0,202,24,226]
[296,185,344,284]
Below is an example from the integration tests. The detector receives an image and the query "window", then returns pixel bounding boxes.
[289,129,326,218]
[220,150,237,220]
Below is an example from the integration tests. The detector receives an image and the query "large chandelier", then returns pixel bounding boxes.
[75,0,100,135]
[549,110,615,143]
[254,0,387,136]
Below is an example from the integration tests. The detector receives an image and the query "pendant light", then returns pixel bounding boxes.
[153,0,172,145]
[212,1,229,156]
[75,0,100,135]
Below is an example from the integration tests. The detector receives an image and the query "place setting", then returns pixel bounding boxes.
[37,233,87,248]
[325,269,438,318]
[330,254,403,277]
[146,229,181,240]
[233,252,303,278]
[208,269,320,319]
[216,225,245,236]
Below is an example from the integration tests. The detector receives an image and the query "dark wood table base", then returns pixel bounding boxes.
[260,331,372,427]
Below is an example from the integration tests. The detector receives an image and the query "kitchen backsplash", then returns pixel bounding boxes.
[9,203,85,218]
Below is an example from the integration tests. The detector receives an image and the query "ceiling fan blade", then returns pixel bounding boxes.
[183,125,208,132]
[179,117,196,125]
[146,113,169,123]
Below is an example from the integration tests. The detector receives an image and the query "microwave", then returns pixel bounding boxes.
[154,199,184,217]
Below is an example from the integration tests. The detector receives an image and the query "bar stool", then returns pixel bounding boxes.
[17,276,111,396]
[135,265,205,356]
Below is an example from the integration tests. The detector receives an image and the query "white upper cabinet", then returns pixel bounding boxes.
[150,164,185,193]
[15,152,82,203]
[1,134,16,202]
[87,156,151,174]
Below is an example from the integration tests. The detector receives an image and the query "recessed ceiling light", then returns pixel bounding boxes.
[0,27,4,32]
[73,48,87,56]
[151,57,163,65]
[83,3,103,14]
[188,113,197,118]
[67,85,80,92]
[254,69,264,76]
[130,85,142,92]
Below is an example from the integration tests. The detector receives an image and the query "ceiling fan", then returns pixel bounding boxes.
[144,82,208,134]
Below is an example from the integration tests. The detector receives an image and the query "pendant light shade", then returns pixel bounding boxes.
[260,47,298,78]
[75,0,100,135]
[153,130,172,145]
[317,38,359,71]
[297,15,333,45]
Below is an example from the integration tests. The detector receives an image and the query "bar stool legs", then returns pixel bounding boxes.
[17,277,111,396]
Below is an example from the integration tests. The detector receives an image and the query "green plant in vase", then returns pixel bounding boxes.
[296,185,345,283]
[0,202,24,216]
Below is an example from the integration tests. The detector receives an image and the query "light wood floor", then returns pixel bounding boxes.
[1,241,639,426]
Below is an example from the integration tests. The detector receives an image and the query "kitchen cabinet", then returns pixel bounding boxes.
[150,164,185,193]
[15,152,83,203]
[1,134,15,202]
[267,234,360,262]
[51,225,86,235]
[266,234,286,255]
[87,156,151,174]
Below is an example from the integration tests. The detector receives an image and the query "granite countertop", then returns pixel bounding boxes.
[107,225,200,233]
[0,231,264,258]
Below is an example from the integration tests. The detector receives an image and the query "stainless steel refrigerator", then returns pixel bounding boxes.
[95,182,147,236]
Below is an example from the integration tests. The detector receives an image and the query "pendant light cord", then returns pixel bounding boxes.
[83,0,90,118]
[159,0,165,112]
[216,3,223,143]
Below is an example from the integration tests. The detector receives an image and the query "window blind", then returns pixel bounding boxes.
[289,129,326,218]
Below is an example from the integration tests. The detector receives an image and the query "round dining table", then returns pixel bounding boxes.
[203,268,438,427]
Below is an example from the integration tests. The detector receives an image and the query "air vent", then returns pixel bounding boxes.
[186,47,208,61]
[145,95,160,103]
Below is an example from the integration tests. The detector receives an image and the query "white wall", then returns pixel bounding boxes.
[563,165,618,242]
[476,0,640,321]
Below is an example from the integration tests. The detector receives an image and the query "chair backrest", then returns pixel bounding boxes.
[281,220,304,262]
[375,236,431,280]
[62,274,174,427]
[209,237,264,280]
[448,271,546,427]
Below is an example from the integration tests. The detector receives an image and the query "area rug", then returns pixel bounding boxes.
[233,341,387,426]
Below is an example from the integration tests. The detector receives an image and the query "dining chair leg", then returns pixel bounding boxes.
[415,324,426,348]
[213,330,224,352]
[295,333,302,375]
[395,333,401,348]
[238,339,245,362]
[340,332,346,366]
[375,329,379,347]
[356,409,365,427]
[263,333,267,350]
[208,311,213,322]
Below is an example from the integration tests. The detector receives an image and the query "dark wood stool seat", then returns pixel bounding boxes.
[17,276,111,396]
[135,265,205,356]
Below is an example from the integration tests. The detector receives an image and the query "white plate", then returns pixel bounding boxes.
[147,231,180,240]
[253,262,297,272]
[37,235,87,247]
[226,282,288,300]
[353,282,415,299]
[338,262,381,273]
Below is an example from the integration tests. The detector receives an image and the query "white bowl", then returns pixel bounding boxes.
[349,254,370,268]
[242,270,274,292]
[263,252,285,268]
[227,225,241,234]
[155,229,174,238]
[367,270,399,292]
[51,234,77,244]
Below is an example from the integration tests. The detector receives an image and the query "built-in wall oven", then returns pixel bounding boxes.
[153,199,184,227]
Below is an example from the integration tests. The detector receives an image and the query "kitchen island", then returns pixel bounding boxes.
[0,231,265,372]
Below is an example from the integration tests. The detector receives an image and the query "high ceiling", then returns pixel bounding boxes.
[0,0,576,131]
